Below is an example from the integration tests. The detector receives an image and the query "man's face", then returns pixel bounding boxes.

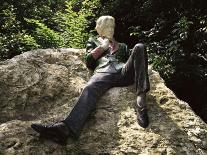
[96,20,115,39]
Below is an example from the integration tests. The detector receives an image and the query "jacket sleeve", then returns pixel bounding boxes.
[84,38,98,70]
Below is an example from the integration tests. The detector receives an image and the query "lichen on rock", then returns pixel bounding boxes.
[0,48,207,155]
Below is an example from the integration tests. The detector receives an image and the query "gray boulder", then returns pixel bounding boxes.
[0,48,207,155]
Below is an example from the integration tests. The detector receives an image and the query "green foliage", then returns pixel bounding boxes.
[0,2,56,59]
[25,18,65,48]
[0,0,99,59]
[20,33,40,50]
[53,0,98,48]
[1,5,18,32]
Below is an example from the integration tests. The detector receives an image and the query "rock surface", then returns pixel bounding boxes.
[0,48,207,155]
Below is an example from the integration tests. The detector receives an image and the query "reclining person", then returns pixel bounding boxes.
[31,15,150,145]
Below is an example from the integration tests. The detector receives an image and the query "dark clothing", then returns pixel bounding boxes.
[84,38,129,73]
[63,43,150,137]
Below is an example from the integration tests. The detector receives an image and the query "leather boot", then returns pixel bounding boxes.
[31,122,72,145]
[135,93,149,128]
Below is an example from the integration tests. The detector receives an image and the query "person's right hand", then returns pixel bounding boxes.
[100,37,110,51]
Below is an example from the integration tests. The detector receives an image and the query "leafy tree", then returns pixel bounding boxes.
[53,0,99,48]
[0,0,99,59]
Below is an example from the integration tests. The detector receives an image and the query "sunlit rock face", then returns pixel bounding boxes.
[0,48,207,155]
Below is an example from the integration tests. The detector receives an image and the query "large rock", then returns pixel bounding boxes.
[0,48,207,155]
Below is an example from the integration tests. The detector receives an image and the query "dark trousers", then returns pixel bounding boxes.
[63,43,150,137]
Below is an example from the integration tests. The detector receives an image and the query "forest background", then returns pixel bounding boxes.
[0,0,206,122]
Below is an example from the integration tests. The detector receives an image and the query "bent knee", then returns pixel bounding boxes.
[132,43,145,54]
[135,43,144,50]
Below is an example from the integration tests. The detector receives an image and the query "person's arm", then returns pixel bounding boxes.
[84,38,97,70]
[85,37,109,70]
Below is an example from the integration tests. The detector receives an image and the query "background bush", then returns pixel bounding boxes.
[0,0,99,59]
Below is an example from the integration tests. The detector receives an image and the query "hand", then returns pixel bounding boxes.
[99,37,109,51]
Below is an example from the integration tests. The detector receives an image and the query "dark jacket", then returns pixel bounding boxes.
[84,37,131,73]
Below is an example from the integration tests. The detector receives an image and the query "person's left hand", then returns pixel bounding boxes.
[98,37,110,51]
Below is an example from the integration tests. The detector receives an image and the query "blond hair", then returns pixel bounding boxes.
[95,16,115,31]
